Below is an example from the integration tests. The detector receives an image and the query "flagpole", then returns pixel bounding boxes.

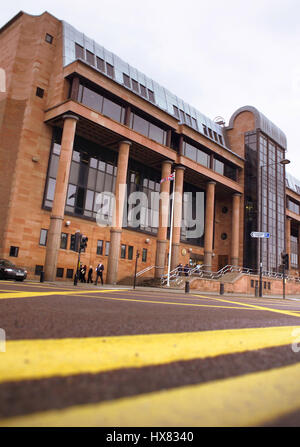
[167,171,175,287]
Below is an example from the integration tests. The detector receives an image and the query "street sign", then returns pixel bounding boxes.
[250,232,270,238]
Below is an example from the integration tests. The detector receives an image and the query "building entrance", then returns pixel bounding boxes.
[189,254,204,268]
[218,255,228,271]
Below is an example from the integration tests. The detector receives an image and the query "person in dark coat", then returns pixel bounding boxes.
[80,264,87,283]
[87,265,93,283]
[95,262,104,285]
[78,263,83,282]
[177,263,183,276]
[184,264,189,276]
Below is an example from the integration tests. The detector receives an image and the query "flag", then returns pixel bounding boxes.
[160,172,175,183]
[68,192,77,199]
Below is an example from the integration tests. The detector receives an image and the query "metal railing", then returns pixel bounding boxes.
[136,265,156,278]
[136,263,300,287]
[160,264,210,286]
[160,264,300,287]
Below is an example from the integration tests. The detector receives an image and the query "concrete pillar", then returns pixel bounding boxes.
[285,216,292,268]
[44,114,79,281]
[286,216,291,272]
[171,165,185,270]
[204,181,216,270]
[296,224,300,275]
[155,160,173,277]
[106,140,131,284]
[231,193,241,266]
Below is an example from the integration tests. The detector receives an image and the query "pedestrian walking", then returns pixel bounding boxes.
[184,264,189,277]
[78,263,83,282]
[95,262,104,285]
[177,263,183,276]
[87,265,93,283]
[80,264,87,283]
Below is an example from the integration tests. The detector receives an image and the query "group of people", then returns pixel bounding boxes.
[176,263,203,276]
[78,263,105,285]
[176,263,190,276]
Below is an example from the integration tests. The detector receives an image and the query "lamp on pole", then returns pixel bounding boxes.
[259,158,290,297]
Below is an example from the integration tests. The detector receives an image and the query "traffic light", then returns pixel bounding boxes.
[74,231,81,253]
[80,235,88,252]
[281,253,289,270]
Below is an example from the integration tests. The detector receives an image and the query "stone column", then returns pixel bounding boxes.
[231,193,241,266]
[44,114,79,281]
[155,160,173,277]
[286,216,291,272]
[106,140,131,284]
[204,181,216,270]
[171,165,185,270]
[298,224,300,276]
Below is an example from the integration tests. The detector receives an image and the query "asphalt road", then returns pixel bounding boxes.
[1,279,300,428]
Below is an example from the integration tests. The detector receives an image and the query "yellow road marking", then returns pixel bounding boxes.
[0,326,299,384]
[0,289,127,300]
[76,293,256,311]
[195,295,300,319]
[2,361,300,427]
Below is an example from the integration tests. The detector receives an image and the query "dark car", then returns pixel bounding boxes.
[0,259,27,281]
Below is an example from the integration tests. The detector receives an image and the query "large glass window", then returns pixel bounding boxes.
[288,199,300,214]
[183,140,210,168]
[291,235,298,268]
[81,86,103,112]
[78,83,125,124]
[250,133,287,272]
[181,183,205,247]
[44,130,117,221]
[127,161,160,235]
[44,135,61,208]
[102,97,125,123]
[213,158,237,181]
[130,112,167,145]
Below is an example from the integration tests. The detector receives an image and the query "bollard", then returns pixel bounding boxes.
[185,281,190,294]
[220,283,224,295]
[73,273,78,286]
[40,271,44,283]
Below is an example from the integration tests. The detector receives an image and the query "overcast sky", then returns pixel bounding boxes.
[2,0,300,177]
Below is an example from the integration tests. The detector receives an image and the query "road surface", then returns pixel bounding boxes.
[0,279,300,427]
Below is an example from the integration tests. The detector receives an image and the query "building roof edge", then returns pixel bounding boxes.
[227,105,287,149]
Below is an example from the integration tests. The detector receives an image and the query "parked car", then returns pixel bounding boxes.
[0,259,27,281]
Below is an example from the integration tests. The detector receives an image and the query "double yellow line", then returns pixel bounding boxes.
[0,325,300,426]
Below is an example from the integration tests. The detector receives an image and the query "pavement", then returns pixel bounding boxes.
[29,278,300,300]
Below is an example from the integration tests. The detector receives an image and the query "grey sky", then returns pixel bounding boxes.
[2,0,300,177]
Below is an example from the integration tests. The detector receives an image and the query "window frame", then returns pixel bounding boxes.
[142,248,147,262]
[120,244,126,259]
[39,229,48,246]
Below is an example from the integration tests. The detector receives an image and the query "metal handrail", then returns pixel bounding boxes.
[159,263,300,287]
[136,265,155,278]
[160,266,181,285]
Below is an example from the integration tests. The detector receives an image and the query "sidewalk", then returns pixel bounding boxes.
[26,279,300,301]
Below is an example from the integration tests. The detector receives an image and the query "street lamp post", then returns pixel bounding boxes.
[259,158,290,297]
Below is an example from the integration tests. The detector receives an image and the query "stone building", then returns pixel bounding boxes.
[1,11,300,288]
